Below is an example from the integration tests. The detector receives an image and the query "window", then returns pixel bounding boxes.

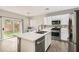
[0,17,23,39]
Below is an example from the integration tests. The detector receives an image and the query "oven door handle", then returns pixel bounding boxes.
[51,30,60,32]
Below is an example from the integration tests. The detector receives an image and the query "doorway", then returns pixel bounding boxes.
[0,16,22,40]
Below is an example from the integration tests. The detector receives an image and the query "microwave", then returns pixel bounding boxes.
[52,20,60,25]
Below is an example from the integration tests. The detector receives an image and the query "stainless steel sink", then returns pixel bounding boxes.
[36,31,47,34]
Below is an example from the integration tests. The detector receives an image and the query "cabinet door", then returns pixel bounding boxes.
[61,28,69,41]
[44,17,52,25]
[61,14,69,25]
[47,32,51,46]
[45,32,51,51]
[45,34,48,51]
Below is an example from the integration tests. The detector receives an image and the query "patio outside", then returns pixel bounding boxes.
[3,19,21,39]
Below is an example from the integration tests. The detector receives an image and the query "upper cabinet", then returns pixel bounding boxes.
[44,14,70,25]
[60,14,70,25]
[44,16,52,25]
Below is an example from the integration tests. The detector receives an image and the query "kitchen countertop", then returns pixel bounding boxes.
[16,28,52,42]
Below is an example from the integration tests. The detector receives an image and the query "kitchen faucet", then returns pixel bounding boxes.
[37,25,43,31]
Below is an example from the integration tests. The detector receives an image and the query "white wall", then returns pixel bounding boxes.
[30,15,44,29]
[23,18,29,31]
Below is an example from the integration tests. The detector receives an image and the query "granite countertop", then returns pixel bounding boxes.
[16,28,52,42]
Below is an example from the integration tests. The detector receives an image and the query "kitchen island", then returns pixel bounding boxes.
[16,28,52,52]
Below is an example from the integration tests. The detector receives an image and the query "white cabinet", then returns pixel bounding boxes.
[60,14,69,41]
[21,39,35,52]
[61,14,69,25]
[44,17,52,25]
[45,32,51,51]
[44,14,69,41]
[61,28,69,41]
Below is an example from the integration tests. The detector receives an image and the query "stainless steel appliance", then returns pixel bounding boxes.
[51,28,61,40]
[51,20,61,40]
[52,20,60,25]
[35,36,45,52]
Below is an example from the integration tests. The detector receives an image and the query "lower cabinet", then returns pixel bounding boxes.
[21,39,35,52]
[21,36,45,52]
[20,32,51,52]
[45,32,51,51]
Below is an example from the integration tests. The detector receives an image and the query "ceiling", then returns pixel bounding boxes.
[0,6,78,16]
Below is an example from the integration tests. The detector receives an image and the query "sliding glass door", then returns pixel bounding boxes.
[1,17,22,39]
[2,17,13,39]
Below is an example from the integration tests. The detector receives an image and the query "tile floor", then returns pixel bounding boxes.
[47,39,76,52]
[0,37,76,52]
[47,40,68,52]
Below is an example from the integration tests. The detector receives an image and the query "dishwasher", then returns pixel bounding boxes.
[35,36,45,52]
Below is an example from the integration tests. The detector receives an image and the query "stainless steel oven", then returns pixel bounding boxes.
[51,20,61,40]
[51,28,60,36]
[51,28,61,40]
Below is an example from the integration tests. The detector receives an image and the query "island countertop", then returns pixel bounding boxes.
[16,28,52,42]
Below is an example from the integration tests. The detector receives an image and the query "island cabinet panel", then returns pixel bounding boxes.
[45,32,51,51]
[21,36,45,52]
[21,39,35,52]
[16,28,52,52]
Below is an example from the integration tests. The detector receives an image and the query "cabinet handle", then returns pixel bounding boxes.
[37,39,44,44]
